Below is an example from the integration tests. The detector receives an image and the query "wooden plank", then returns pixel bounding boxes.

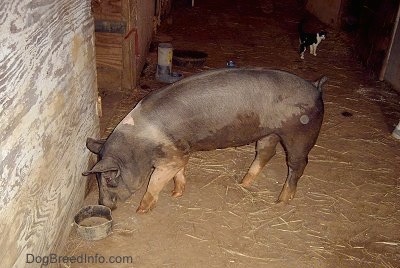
[95,33,123,70]
[92,0,122,21]
[97,66,122,89]
[121,0,137,90]
[95,32,123,89]
[134,1,155,84]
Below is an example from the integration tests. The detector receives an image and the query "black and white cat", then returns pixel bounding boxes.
[298,21,327,59]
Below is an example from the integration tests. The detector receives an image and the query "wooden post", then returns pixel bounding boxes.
[121,0,137,91]
[379,2,400,81]
[92,0,137,91]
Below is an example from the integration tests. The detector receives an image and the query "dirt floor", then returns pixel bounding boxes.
[63,0,400,267]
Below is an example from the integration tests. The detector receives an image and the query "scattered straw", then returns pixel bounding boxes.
[336,195,353,205]
[185,234,208,242]
[228,210,240,217]
[274,228,301,233]
[113,228,136,234]
[374,241,399,246]
[310,249,327,259]
[221,247,284,262]
[201,174,223,189]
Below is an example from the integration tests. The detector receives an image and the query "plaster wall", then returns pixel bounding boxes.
[0,0,99,266]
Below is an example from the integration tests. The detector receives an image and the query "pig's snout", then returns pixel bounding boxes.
[105,177,118,187]
[99,191,118,210]
[98,178,118,210]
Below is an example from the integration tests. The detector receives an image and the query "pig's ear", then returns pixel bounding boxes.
[82,158,119,176]
[86,137,106,154]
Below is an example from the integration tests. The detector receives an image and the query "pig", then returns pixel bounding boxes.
[83,68,326,213]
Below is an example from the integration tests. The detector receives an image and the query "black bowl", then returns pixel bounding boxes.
[173,50,208,67]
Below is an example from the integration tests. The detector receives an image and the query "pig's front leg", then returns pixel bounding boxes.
[137,158,188,214]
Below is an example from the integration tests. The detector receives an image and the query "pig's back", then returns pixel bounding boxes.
[136,68,322,151]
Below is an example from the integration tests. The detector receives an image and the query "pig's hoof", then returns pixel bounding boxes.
[240,173,256,187]
[171,184,185,198]
[277,191,295,204]
[136,202,157,214]
[136,192,157,214]
[239,182,258,191]
[136,206,151,214]
[171,190,183,198]
[239,182,251,188]
[275,198,289,204]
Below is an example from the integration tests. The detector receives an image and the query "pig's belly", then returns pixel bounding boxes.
[172,115,272,151]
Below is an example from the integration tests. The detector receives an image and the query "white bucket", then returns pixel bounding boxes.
[156,43,173,79]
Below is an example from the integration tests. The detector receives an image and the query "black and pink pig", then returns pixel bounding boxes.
[83,68,326,213]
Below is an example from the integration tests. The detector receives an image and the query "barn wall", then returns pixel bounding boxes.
[135,0,157,77]
[0,0,99,267]
[306,0,342,27]
[307,0,399,82]
[352,0,399,77]
[93,0,171,91]
[92,0,127,90]
[383,4,400,91]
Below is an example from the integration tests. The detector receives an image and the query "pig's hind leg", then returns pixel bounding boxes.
[240,134,280,187]
[137,158,188,213]
[172,167,186,197]
[277,132,318,203]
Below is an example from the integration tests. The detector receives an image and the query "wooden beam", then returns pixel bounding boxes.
[121,0,137,91]
[95,20,126,34]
